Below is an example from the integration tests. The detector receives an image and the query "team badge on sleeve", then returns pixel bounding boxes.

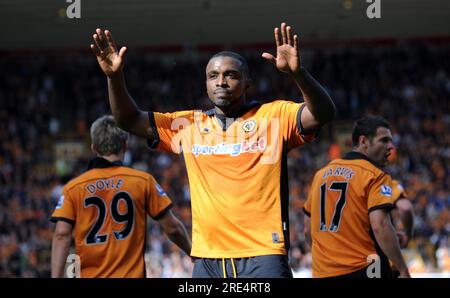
[56,195,65,209]
[381,185,392,197]
[155,183,167,196]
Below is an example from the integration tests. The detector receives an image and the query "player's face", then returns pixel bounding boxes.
[206,56,249,112]
[366,127,394,167]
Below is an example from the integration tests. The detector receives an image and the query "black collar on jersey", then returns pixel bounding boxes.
[87,157,123,170]
[205,100,261,130]
[343,151,384,171]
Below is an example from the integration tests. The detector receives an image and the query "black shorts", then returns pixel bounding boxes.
[192,254,293,278]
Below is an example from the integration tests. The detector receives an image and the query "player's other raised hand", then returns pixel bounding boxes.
[90,28,127,77]
[262,22,302,75]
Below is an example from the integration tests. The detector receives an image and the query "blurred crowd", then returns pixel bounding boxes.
[0,42,449,277]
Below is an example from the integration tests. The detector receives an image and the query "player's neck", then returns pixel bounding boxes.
[351,149,382,167]
[99,154,123,164]
[351,148,372,161]
[214,99,248,118]
[352,147,366,156]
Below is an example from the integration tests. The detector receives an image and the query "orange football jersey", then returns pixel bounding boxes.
[304,152,394,277]
[148,100,315,258]
[51,158,172,277]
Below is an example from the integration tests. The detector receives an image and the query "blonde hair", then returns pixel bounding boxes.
[90,115,129,156]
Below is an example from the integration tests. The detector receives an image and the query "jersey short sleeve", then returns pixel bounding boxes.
[50,188,76,224]
[303,195,312,217]
[148,110,193,154]
[367,173,395,213]
[390,180,408,204]
[276,101,316,149]
[146,176,173,220]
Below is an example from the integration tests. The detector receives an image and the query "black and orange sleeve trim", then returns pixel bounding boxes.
[49,217,75,225]
[152,204,173,220]
[302,207,311,217]
[147,112,160,149]
[368,203,394,214]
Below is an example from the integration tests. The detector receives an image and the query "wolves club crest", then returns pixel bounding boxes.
[242,120,256,132]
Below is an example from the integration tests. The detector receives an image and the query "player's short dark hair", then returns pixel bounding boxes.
[352,115,391,147]
[209,51,249,76]
[90,115,129,156]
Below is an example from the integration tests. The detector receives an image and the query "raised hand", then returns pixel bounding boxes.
[90,28,127,77]
[262,22,301,75]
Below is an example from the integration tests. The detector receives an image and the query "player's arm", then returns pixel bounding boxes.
[369,209,411,278]
[90,28,153,141]
[262,22,335,134]
[51,221,73,278]
[395,198,415,248]
[158,210,192,256]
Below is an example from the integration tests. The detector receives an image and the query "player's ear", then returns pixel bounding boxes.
[359,135,368,148]
[91,144,98,155]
